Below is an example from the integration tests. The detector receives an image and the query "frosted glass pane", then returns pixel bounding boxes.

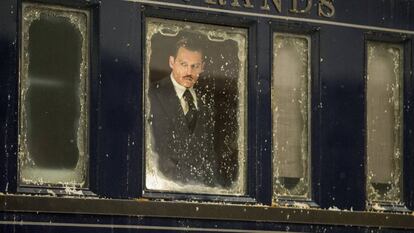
[366,41,403,203]
[19,4,89,187]
[272,34,311,199]
[144,18,248,195]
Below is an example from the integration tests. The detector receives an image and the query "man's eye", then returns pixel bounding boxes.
[180,62,188,67]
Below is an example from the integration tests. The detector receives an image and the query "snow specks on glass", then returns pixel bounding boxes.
[272,33,311,200]
[144,18,248,195]
[19,4,89,189]
[366,41,403,204]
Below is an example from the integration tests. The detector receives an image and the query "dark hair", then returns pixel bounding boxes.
[172,32,206,58]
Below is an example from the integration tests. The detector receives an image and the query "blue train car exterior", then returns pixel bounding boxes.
[1,0,414,232]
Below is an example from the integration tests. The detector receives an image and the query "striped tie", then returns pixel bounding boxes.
[183,89,198,132]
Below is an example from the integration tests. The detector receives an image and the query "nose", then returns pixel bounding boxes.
[185,66,192,75]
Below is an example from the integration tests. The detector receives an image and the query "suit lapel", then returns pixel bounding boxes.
[155,78,191,135]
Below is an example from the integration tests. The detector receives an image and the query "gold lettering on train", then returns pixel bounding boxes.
[204,0,335,18]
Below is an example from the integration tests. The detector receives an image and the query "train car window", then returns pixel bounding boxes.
[144,18,248,195]
[18,4,89,188]
[366,41,403,206]
[272,33,311,201]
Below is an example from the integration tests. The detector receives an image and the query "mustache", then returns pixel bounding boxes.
[183,75,194,80]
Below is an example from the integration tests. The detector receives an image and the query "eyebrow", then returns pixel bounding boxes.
[177,59,202,65]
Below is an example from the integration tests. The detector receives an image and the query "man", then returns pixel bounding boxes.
[148,35,218,186]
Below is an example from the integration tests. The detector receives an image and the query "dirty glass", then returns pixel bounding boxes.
[366,41,403,204]
[144,18,248,195]
[19,4,89,187]
[272,34,311,200]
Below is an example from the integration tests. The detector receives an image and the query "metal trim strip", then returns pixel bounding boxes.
[1,195,413,230]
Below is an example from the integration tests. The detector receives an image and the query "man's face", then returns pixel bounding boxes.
[169,47,204,88]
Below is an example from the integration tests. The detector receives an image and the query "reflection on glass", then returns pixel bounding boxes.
[19,4,89,187]
[144,18,248,195]
[272,34,311,199]
[366,41,403,204]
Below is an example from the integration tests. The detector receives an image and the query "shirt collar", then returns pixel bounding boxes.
[170,74,196,99]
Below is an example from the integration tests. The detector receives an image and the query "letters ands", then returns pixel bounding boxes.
[204,0,336,18]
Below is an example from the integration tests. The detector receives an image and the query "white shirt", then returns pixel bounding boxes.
[170,74,198,114]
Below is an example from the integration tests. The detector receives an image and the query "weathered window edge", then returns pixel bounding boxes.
[18,2,92,194]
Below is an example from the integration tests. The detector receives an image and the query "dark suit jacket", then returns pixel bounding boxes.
[148,77,218,186]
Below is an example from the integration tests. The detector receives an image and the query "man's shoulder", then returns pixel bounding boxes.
[149,77,171,94]
[149,77,176,103]
[151,76,171,87]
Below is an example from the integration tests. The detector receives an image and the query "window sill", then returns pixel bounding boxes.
[0,194,413,229]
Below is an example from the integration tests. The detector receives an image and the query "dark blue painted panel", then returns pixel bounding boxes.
[97,0,142,198]
[405,39,414,210]
[255,22,272,205]
[1,212,413,233]
[318,26,366,210]
[0,0,18,194]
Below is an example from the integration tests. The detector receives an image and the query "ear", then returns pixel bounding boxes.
[200,62,205,73]
[169,56,175,69]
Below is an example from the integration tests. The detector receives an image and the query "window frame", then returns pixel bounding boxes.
[363,32,413,212]
[140,6,259,204]
[15,0,100,196]
[270,22,321,207]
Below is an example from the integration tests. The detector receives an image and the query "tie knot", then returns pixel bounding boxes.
[183,89,194,102]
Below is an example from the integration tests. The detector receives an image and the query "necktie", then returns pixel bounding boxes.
[183,89,198,132]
